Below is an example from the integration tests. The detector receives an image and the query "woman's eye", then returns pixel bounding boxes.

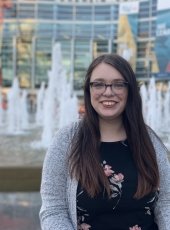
[94,83,104,87]
[114,83,124,88]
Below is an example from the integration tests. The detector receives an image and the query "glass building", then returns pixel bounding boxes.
[1,0,170,92]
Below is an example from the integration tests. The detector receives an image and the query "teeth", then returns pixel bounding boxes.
[102,101,115,106]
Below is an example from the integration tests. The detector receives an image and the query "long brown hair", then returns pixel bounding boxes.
[69,54,159,199]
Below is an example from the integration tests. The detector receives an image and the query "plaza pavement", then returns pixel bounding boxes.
[0,127,169,230]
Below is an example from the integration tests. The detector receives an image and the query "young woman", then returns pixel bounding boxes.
[40,54,170,230]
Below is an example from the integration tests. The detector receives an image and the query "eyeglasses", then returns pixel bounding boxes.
[89,81,128,94]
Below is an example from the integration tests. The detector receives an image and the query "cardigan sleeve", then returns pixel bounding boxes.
[151,133,170,230]
[39,124,76,230]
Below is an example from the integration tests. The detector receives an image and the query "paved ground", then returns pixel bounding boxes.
[0,126,169,230]
[0,192,41,230]
[0,126,45,230]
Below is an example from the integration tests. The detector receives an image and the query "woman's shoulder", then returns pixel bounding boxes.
[44,120,82,164]
[54,119,81,140]
[147,126,169,162]
[147,126,165,148]
[48,119,82,151]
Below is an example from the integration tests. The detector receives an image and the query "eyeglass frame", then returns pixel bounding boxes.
[89,81,129,94]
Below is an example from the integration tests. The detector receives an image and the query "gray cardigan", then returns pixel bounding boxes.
[39,121,170,230]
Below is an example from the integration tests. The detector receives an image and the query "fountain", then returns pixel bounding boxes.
[6,78,22,134]
[140,78,170,149]
[58,71,78,129]
[0,80,46,197]
[163,82,170,130]
[33,43,78,148]
[40,69,59,148]
[35,81,45,126]
[5,78,30,134]
[40,43,63,148]
[140,83,148,123]
[0,45,170,156]
[146,77,157,131]
[0,63,170,230]
[20,89,29,130]
[155,89,163,131]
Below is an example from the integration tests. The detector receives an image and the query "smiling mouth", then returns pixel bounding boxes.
[102,101,117,106]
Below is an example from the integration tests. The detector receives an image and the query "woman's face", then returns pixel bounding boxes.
[90,63,128,122]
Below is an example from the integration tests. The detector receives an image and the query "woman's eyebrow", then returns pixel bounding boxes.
[91,78,125,82]
[91,77,105,81]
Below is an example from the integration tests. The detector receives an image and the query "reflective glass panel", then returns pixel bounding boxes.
[57,24,73,39]
[37,4,54,20]
[75,6,92,20]
[36,23,54,37]
[18,3,35,19]
[56,5,73,20]
[94,5,111,21]
[75,24,92,38]
[4,3,17,19]
[94,24,111,39]
[35,38,52,87]
[74,40,91,90]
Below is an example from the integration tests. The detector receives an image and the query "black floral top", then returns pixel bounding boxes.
[77,140,159,230]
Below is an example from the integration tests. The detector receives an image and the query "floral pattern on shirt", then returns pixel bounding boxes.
[77,161,124,228]
[145,190,159,215]
[78,223,91,230]
[77,190,90,227]
[102,160,124,202]
[129,225,141,230]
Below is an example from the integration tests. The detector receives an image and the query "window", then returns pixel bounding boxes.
[2,22,17,37]
[75,24,92,38]
[4,3,17,19]
[93,40,108,59]
[36,23,54,37]
[94,24,111,39]
[94,5,111,21]
[37,4,54,20]
[59,40,72,71]
[18,3,35,19]
[75,6,92,20]
[57,24,73,39]
[56,5,73,20]
[35,38,52,86]
[110,24,117,39]
[110,5,118,20]
[1,38,13,86]
[74,40,91,90]
[138,22,150,38]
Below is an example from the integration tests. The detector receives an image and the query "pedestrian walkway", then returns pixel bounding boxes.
[0,192,41,230]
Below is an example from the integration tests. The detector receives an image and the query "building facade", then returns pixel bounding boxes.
[1,0,170,92]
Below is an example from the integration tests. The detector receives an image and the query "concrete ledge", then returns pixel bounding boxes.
[0,167,42,192]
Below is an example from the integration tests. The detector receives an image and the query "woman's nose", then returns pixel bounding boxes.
[103,85,114,96]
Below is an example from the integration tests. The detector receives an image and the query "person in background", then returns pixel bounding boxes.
[40,54,170,230]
